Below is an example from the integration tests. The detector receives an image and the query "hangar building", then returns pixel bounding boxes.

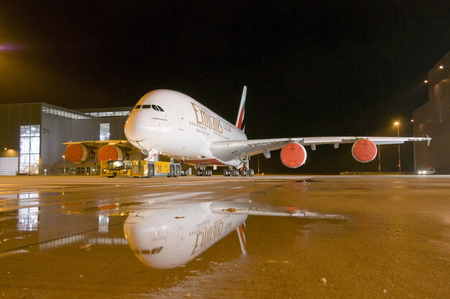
[413,51,450,174]
[0,103,135,175]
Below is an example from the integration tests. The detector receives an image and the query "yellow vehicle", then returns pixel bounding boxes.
[131,160,182,178]
[102,160,183,178]
[101,160,132,177]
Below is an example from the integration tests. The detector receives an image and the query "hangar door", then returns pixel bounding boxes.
[0,157,18,176]
[19,125,40,175]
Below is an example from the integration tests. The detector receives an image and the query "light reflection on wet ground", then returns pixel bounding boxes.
[0,175,449,298]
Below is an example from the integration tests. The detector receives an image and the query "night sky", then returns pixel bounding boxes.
[1,1,449,172]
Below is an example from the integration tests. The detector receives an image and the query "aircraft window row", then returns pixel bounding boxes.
[134,104,165,112]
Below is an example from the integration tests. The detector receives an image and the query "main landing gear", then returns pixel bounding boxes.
[223,168,255,177]
[223,168,238,177]
[195,155,255,177]
[223,155,254,177]
[194,167,213,176]
[195,167,254,177]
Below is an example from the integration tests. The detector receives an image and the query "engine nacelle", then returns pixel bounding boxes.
[98,145,125,161]
[65,143,91,163]
[352,139,377,163]
[280,143,307,168]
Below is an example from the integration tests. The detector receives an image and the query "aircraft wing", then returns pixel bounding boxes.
[62,140,132,149]
[209,201,346,219]
[209,136,431,160]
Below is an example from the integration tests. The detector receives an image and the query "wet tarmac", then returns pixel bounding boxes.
[0,175,449,298]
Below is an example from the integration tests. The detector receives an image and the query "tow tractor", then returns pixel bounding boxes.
[101,159,183,178]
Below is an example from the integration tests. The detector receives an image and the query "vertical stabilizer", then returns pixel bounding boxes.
[236,224,247,255]
[235,85,247,131]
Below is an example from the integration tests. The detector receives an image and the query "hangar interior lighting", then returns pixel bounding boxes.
[19,125,40,175]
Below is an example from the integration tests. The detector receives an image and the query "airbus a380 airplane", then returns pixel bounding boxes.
[123,86,430,176]
[124,200,345,269]
[64,86,430,176]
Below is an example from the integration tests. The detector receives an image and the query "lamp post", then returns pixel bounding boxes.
[62,155,66,175]
[377,145,381,172]
[394,122,401,172]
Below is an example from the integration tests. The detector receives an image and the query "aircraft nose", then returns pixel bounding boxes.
[124,111,145,142]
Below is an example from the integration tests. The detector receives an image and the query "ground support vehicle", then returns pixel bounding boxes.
[101,160,183,178]
[101,160,132,178]
[131,160,183,178]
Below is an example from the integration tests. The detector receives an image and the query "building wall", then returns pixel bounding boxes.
[41,105,131,174]
[0,103,42,152]
[41,110,77,174]
[0,102,132,175]
[413,51,450,173]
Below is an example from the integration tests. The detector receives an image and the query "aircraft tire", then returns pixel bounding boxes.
[249,169,255,177]
[223,169,230,176]
[195,169,203,176]
[168,165,174,177]
[175,165,181,177]
[232,169,239,177]
[147,165,154,178]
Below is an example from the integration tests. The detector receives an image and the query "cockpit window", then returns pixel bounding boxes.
[139,104,165,112]
[137,247,163,255]
[134,105,141,109]
[151,246,163,254]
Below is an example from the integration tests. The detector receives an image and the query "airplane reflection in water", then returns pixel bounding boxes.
[124,200,346,269]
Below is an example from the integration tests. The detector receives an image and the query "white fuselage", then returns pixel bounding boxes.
[124,89,247,166]
[123,202,247,269]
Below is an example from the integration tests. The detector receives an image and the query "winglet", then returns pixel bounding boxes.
[235,85,247,131]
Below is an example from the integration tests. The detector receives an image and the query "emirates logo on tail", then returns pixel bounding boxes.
[235,85,247,131]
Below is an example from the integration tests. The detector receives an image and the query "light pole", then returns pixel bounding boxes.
[62,155,66,175]
[394,122,401,172]
[378,145,381,172]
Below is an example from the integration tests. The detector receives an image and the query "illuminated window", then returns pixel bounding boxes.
[19,125,40,174]
[42,105,90,119]
[100,123,110,141]
[17,192,39,231]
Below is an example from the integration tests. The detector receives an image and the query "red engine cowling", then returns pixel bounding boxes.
[352,139,377,163]
[280,143,307,168]
[98,145,124,161]
[65,143,91,163]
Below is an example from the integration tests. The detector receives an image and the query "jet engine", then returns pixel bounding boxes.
[65,143,92,163]
[352,139,377,163]
[98,145,125,161]
[280,143,307,168]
